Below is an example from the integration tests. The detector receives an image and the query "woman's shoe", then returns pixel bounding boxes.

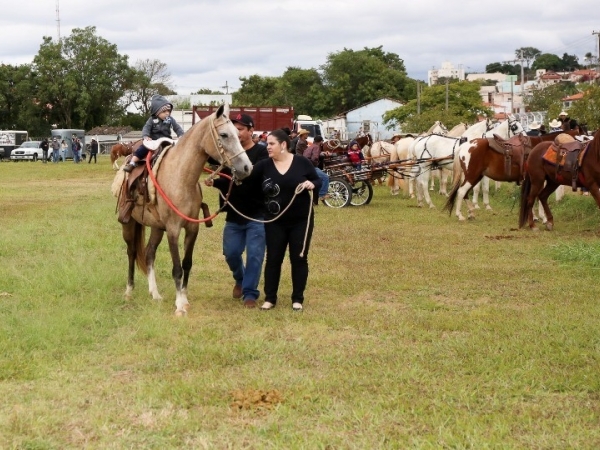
[292,302,303,312]
[260,301,276,311]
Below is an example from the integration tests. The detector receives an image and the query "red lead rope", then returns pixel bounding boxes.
[145,152,232,223]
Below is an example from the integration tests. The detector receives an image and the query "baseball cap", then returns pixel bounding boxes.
[231,113,254,128]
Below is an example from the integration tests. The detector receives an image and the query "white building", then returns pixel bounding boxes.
[322,98,404,141]
[427,61,465,86]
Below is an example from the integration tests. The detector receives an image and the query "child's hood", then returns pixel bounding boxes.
[150,95,173,116]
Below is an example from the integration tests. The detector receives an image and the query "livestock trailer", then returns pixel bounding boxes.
[0,131,28,160]
[50,129,86,160]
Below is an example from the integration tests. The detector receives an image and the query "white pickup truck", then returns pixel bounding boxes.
[10,141,50,162]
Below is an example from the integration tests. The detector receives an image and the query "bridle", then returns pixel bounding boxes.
[205,115,249,183]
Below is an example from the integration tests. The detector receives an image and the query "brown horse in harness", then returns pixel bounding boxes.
[519,128,600,231]
[110,139,143,170]
[116,104,252,315]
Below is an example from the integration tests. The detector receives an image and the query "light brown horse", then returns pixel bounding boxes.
[119,104,252,315]
[519,128,600,231]
[110,139,143,170]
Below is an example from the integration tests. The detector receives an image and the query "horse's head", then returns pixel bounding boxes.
[207,103,252,180]
[507,115,525,136]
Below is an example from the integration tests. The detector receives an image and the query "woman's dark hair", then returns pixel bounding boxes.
[281,127,291,136]
[269,129,291,152]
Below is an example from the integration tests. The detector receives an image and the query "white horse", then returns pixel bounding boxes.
[387,122,449,196]
[428,123,469,194]
[447,115,526,219]
[410,119,493,208]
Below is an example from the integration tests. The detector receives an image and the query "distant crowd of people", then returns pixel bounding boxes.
[526,111,582,137]
[38,135,98,164]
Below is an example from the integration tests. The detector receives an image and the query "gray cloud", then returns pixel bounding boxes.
[2,0,598,94]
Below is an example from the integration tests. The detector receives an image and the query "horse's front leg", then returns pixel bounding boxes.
[180,226,199,305]
[146,227,165,301]
[165,228,194,316]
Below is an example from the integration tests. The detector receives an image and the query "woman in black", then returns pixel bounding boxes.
[252,129,322,311]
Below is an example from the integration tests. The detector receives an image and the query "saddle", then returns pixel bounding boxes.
[541,134,588,191]
[487,134,532,183]
[117,142,213,227]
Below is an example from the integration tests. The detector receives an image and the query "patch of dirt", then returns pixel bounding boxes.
[230,389,283,410]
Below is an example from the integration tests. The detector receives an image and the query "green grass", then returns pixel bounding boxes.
[1,157,600,448]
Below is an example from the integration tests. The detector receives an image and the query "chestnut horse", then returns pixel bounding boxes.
[118,104,252,315]
[110,139,143,170]
[445,130,579,221]
[518,128,600,231]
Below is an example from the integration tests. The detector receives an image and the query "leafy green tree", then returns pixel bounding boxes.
[383,81,492,133]
[192,88,224,95]
[565,85,600,130]
[485,62,518,75]
[33,26,133,130]
[524,82,578,116]
[232,75,283,106]
[561,53,581,71]
[515,47,541,68]
[124,59,175,115]
[320,46,414,115]
[0,63,48,134]
[531,53,564,72]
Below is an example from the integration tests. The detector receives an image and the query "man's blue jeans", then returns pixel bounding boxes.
[223,219,266,301]
[316,168,329,198]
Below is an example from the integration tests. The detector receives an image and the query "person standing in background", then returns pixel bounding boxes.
[88,138,98,163]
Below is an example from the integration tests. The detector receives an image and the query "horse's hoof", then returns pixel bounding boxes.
[429,204,436,209]
[473,204,481,210]
[174,309,187,317]
[457,216,466,222]
[485,205,493,211]
[545,223,554,231]
[151,293,163,301]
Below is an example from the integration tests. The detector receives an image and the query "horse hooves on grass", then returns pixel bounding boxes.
[174,309,187,317]
[545,223,554,231]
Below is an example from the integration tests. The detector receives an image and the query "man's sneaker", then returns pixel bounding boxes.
[232,284,242,299]
[122,164,134,173]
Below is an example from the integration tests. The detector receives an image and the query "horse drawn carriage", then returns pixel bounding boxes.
[321,154,388,207]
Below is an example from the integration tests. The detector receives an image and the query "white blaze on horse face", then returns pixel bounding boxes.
[214,103,252,179]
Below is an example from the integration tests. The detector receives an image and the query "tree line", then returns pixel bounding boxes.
[1,29,599,135]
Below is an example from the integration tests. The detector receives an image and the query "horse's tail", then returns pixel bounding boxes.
[442,154,462,214]
[134,222,148,275]
[518,172,532,229]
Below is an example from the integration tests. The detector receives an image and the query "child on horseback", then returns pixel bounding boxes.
[122,94,184,173]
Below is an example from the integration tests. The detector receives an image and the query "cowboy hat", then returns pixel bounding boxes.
[528,121,541,130]
[549,119,562,128]
[297,129,309,136]
[559,111,568,117]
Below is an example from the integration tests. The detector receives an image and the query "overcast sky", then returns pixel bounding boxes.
[2,0,599,95]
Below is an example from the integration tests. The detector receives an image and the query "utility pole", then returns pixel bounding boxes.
[445,78,449,111]
[55,0,61,42]
[504,52,525,113]
[221,81,230,94]
[594,31,600,74]
[416,80,420,115]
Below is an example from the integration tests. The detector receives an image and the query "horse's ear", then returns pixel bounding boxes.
[216,103,230,119]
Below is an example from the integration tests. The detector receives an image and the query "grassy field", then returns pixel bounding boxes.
[1,156,600,449]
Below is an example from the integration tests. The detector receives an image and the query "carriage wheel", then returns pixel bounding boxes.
[350,180,374,206]
[323,179,352,208]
